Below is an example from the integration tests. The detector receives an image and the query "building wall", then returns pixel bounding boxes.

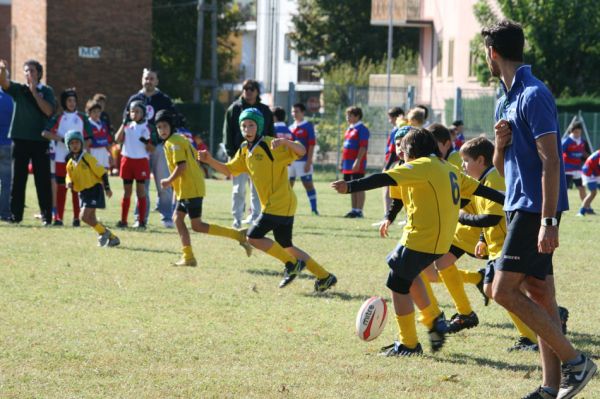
[0,1,11,69]
[11,0,46,76]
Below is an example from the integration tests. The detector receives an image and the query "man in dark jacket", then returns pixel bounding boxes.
[222,79,274,228]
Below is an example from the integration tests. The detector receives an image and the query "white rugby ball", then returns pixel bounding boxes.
[356,296,388,341]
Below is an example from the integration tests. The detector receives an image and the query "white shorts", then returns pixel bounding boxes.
[288,161,312,179]
[565,170,582,179]
[582,174,600,185]
[90,148,110,169]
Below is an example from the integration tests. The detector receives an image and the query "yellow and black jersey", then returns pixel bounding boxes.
[472,168,506,259]
[226,136,302,217]
[164,133,205,200]
[446,150,463,170]
[66,152,106,192]
[385,156,480,254]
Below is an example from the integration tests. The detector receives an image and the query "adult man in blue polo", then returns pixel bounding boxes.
[482,20,596,399]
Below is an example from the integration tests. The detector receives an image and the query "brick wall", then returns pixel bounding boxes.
[0,4,11,69]
[11,0,46,79]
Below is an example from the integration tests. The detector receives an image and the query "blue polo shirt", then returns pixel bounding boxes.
[0,88,14,146]
[495,65,568,213]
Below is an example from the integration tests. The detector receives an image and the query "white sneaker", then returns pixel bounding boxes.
[232,220,241,229]
[162,220,174,228]
[242,215,254,225]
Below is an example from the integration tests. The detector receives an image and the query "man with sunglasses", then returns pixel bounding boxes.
[223,79,274,228]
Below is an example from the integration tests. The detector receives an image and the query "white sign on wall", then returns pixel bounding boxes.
[78,47,101,59]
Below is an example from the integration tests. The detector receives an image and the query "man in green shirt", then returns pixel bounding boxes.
[0,59,55,225]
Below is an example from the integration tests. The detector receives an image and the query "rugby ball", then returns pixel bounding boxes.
[356,296,388,341]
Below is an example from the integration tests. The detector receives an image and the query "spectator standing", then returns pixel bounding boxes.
[341,106,369,218]
[222,79,274,228]
[0,59,55,225]
[561,121,589,202]
[0,83,14,221]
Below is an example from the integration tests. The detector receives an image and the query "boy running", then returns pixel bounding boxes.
[199,108,337,291]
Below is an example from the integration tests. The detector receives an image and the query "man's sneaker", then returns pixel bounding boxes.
[355,211,364,218]
[53,219,63,226]
[106,236,120,247]
[522,386,557,399]
[242,214,254,224]
[447,312,479,334]
[558,306,569,335]
[575,211,585,217]
[557,354,597,399]
[379,341,423,357]
[586,207,596,215]
[279,260,306,288]
[72,219,80,227]
[172,257,197,267]
[344,210,358,218]
[162,220,174,228]
[98,230,111,247]
[314,273,337,292]
[428,312,448,352]
[476,268,490,306]
[507,336,539,352]
[116,221,128,228]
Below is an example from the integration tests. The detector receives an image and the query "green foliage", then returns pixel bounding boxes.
[471,0,600,96]
[556,96,600,112]
[445,95,497,136]
[153,0,245,102]
[290,0,420,72]
[469,0,499,86]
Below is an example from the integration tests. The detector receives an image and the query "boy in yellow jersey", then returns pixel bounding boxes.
[199,108,337,291]
[332,128,505,356]
[458,137,560,352]
[155,110,252,267]
[64,130,120,247]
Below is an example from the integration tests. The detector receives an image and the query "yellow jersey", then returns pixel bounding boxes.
[226,136,301,217]
[446,150,463,170]
[164,133,206,200]
[66,152,106,192]
[472,167,506,259]
[385,156,480,254]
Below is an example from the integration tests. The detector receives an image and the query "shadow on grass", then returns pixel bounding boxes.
[300,291,374,302]
[112,246,180,255]
[482,321,515,330]
[431,352,536,373]
[245,268,312,281]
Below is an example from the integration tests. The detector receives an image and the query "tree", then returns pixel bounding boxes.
[471,0,600,97]
[153,0,245,102]
[290,0,419,72]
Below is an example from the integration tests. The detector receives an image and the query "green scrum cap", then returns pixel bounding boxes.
[65,130,84,147]
[238,107,264,137]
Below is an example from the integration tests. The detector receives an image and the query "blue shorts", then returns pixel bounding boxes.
[587,181,598,191]
[176,197,203,219]
[386,244,441,294]
[79,183,106,209]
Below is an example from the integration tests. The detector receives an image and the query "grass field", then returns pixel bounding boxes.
[0,175,598,398]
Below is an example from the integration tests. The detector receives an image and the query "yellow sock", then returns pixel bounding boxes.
[439,264,473,315]
[459,268,482,285]
[305,258,329,279]
[266,243,296,264]
[207,224,244,242]
[93,223,106,235]
[396,312,419,349]
[419,302,442,330]
[507,311,538,343]
[182,245,195,261]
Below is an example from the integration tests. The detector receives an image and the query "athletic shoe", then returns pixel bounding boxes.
[558,306,569,335]
[557,354,597,399]
[447,312,479,334]
[522,386,557,399]
[172,257,197,267]
[135,222,147,230]
[52,220,63,226]
[476,268,490,306]
[344,210,358,218]
[379,341,423,357]
[312,210,320,216]
[507,337,539,352]
[98,230,111,247]
[279,260,306,288]
[232,220,241,229]
[585,208,596,215]
[242,215,254,224]
[314,273,337,292]
[355,211,364,218]
[162,220,174,228]
[116,221,128,228]
[106,236,120,247]
[575,211,585,217]
[72,219,80,227]
[428,312,448,352]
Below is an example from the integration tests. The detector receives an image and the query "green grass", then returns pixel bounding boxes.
[0,176,598,398]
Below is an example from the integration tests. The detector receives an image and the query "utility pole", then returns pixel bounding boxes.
[193,0,205,103]
[209,0,218,155]
[385,0,394,111]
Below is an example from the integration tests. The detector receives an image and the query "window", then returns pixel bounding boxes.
[468,48,477,77]
[436,38,443,78]
[283,33,292,62]
[447,39,454,78]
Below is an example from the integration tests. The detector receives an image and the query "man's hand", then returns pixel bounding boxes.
[379,220,391,238]
[475,241,488,258]
[160,178,171,189]
[538,225,559,254]
[494,119,512,150]
[304,162,311,173]
[330,180,348,194]
[198,150,212,163]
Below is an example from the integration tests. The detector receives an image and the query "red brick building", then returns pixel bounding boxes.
[0,0,11,68]
[9,0,152,122]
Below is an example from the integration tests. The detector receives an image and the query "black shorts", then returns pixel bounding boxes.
[565,174,583,189]
[79,183,106,209]
[386,244,441,294]
[483,258,497,285]
[448,244,488,260]
[247,213,294,248]
[343,173,365,182]
[496,210,560,280]
[176,197,203,219]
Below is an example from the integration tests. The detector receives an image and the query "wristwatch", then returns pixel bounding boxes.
[541,217,558,226]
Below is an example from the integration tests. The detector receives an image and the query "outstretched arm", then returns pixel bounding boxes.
[458,212,502,227]
[472,184,505,205]
[198,150,231,177]
[331,173,397,194]
[271,138,306,157]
